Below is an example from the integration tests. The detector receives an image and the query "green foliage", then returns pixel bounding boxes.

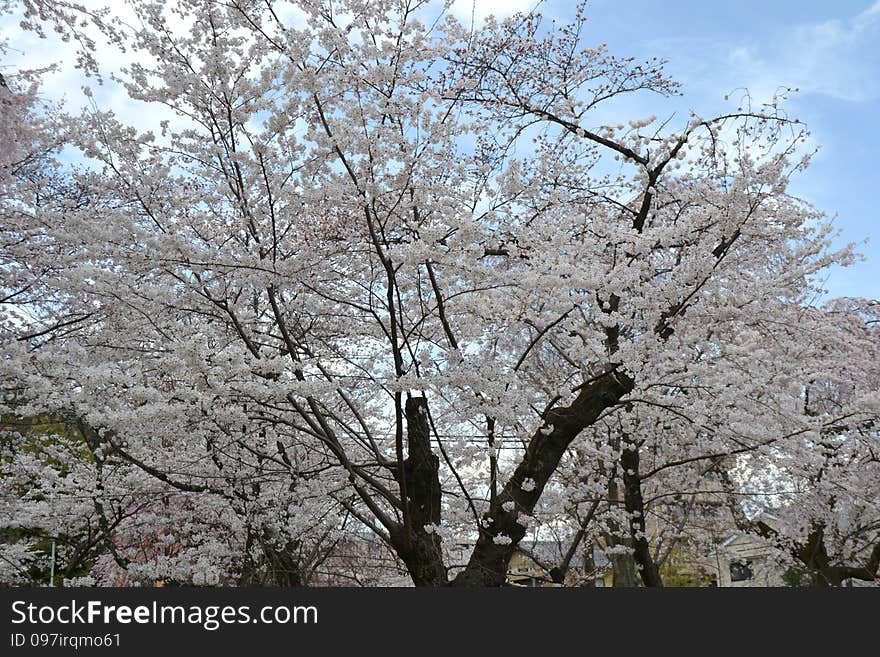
[782,565,814,587]
[659,546,718,587]
[1,414,96,585]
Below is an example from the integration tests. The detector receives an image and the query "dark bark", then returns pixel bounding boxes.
[453,369,634,586]
[721,461,880,588]
[796,524,841,587]
[549,498,601,584]
[620,440,664,587]
[793,524,879,587]
[390,396,446,586]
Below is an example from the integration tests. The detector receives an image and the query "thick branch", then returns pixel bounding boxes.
[453,368,634,586]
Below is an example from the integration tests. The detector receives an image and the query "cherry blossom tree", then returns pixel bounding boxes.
[715,298,880,586]
[1,0,876,587]
[568,297,880,587]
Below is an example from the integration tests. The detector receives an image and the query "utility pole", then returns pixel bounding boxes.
[48,539,56,587]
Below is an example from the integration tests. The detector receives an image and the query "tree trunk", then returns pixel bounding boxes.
[453,370,634,586]
[391,396,447,586]
[604,477,638,587]
[797,524,843,587]
[620,440,663,587]
[603,468,638,588]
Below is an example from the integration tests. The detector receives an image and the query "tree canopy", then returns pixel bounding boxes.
[1,0,877,587]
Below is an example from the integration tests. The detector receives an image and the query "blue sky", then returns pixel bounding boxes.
[2,0,877,300]
[539,0,880,300]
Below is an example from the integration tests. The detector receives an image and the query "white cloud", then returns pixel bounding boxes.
[858,0,880,21]
[722,4,880,103]
[0,1,177,129]
[1,0,543,132]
